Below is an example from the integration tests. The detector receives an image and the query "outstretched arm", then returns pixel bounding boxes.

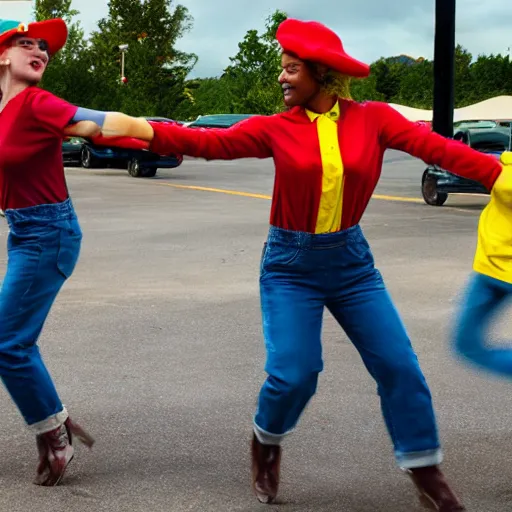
[27,92,154,149]
[64,108,273,160]
[373,102,503,191]
[63,108,103,138]
[148,116,272,160]
[63,108,151,140]
[100,112,155,141]
[98,113,273,161]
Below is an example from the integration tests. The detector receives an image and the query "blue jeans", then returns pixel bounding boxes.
[254,225,442,469]
[0,199,82,434]
[453,272,512,377]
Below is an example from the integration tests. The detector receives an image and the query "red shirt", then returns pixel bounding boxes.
[0,86,78,211]
[148,99,503,233]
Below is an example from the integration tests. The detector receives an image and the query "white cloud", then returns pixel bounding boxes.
[1,0,511,78]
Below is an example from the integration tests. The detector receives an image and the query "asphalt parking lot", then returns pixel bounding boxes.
[0,151,511,512]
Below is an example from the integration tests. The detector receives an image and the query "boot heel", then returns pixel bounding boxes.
[403,466,466,511]
[418,491,438,510]
[65,418,95,448]
[402,468,438,510]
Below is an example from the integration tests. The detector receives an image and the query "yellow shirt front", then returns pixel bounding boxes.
[473,152,512,284]
[306,101,344,234]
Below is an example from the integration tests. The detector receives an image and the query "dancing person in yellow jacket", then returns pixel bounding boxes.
[453,152,512,375]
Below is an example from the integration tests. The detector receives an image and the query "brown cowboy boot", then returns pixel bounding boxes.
[251,433,281,504]
[405,465,466,511]
[34,417,95,486]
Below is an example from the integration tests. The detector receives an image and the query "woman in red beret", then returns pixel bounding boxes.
[95,17,505,511]
[0,18,101,486]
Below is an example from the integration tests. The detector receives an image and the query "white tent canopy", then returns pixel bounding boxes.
[453,96,512,122]
[388,95,512,123]
[388,103,433,122]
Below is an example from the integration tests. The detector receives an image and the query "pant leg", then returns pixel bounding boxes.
[254,244,325,445]
[453,272,512,378]
[0,221,81,433]
[327,267,441,469]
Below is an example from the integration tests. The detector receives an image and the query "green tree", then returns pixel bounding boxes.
[394,58,434,108]
[351,71,386,102]
[34,0,93,106]
[175,9,288,119]
[172,76,239,119]
[87,0,197,116]
[454,44,473,107]
[221,9,288,115]
[467,54,512,104]
[371,58,406,102]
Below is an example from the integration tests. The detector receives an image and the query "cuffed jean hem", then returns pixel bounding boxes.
[397,448,443,469]
[27,407,68,435]
[253,421,293,446]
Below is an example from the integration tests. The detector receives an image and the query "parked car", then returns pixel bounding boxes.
[62,136,84,166]
[453,120,497,130]
[64,116,183,178]
[421,125,511,206]
[187,114,255,129]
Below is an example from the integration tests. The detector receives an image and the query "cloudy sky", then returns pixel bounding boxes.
[3,0,512,78]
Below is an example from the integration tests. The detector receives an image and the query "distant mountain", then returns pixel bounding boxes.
[385,55,425,66]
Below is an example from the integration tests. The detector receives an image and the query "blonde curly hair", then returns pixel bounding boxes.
[318,69,352,100]
[305,60,352,99]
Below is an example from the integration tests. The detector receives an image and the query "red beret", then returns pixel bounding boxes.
[0,19,68,56]
[276,18,370,78]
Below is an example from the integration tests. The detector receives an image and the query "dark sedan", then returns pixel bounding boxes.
[62,136,83,166]
[421,125,511,206]
[63,117,183,178]
[187,114,255,129]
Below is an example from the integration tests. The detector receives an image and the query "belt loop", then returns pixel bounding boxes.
[300,231,309,249]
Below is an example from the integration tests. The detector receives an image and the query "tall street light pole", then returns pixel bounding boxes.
[432,0,456,137]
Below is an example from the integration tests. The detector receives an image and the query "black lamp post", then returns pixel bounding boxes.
[432,0,456,137]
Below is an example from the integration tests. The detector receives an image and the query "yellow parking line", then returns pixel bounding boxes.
[157,182,427,204]
[371,194,424,204]
[157,183,272,200]
[451,192,489,198]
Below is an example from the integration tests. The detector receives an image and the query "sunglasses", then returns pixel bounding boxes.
[12,37,49,54]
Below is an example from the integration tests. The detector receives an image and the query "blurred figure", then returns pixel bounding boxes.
[453,151,512,376]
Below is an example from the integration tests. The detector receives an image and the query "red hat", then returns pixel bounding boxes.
[276,18,370,78]
[0,19,68,56]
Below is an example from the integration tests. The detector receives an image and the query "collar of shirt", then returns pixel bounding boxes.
[305,100,340,123]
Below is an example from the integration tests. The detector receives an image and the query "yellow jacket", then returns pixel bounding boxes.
[473,152,512,284]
